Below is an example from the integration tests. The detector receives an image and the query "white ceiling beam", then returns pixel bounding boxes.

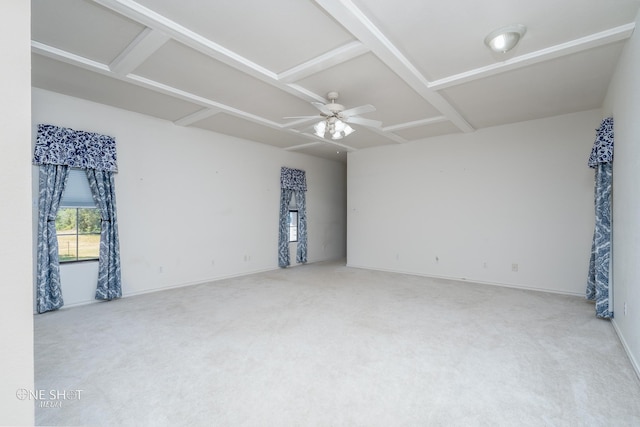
[32,41,111,73]
[284,130,358,151]
[174,108,220,127]
[283,141,324,151]
[278,41,369,83]
[109,27,170,75]
[285,139,356,152]
[430,23,636,91]
[285,84,328,103]
[311,137,357,151]
[127,74,287,128]
[364,126,407,144]
[383,116,448,132]
[313,0,474,134]
[281,117,317,129]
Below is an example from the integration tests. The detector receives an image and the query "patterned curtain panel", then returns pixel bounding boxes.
[87,169,122,300]
[36,164,69,313]
[295,190,308,264]
[278,167,308,267]
[278,188,294,267]
[586,117,614,319]
[34,124,117,172]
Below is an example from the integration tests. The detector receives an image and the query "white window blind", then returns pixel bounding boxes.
[61,169,96,208]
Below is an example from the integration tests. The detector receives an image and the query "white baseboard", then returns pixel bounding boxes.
[345,263,585,297]
[123,266,282,299]
[612,319,640,381]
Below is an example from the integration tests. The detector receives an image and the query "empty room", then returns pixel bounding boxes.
[2,0,640,425]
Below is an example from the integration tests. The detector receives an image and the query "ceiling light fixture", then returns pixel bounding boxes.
[484,24,526,53]
[314,115,355,140]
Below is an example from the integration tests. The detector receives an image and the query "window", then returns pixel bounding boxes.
[56,208,101,262]
[288,210,298,242]
[56,169,101,262]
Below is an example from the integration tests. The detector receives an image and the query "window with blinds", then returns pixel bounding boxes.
[56,169,101,262]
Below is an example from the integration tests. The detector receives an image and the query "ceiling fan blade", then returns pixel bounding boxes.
[311,101,333,116]
[345,116,382,128]
[283,116,319,120]
[341,104,376,117]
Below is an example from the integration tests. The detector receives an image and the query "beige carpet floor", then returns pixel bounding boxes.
[35,261,640,426]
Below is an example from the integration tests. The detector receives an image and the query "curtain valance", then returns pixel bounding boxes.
[280,167,307,191]
[588,117,614,168]
[33,124,118,172]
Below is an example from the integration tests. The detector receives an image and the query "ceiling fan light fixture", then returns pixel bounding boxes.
[343,124,355,137]
[484,24,526,53]
[334,119,346,133]
[314,120,326,138]
[313,116,355,139]
[302,91,374,140]
[314,117,356,140]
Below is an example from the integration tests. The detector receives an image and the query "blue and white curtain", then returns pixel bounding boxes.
[34,124,122,312]
[87,169,122,301]
[278,167,307,267]
[36,164,70,313]
[586,117,614,319]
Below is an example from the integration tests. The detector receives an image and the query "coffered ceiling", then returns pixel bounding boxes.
[31,0,640,162]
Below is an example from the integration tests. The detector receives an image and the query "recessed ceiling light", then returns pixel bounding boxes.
[484,24,526,53]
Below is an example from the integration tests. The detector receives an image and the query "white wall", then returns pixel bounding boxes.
[32,88,346,307]
[348,109,601,295]
[0,1,34,425]
[602,9,640,377]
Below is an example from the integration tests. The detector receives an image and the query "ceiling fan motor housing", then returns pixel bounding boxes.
[326,91,344,114]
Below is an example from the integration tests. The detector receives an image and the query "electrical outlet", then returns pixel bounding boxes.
[511,263,518,272]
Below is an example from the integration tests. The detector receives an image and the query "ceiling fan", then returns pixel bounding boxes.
[285,91,382,140]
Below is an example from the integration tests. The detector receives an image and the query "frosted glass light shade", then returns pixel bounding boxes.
[484,24,526,53]
[314,120,326,137]
[343,124,355,136]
